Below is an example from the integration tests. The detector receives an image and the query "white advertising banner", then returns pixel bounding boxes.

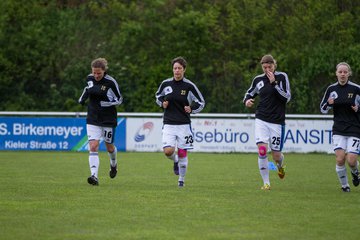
[283,120,333,153]
[126,118,163,152]
[126,118,333,153]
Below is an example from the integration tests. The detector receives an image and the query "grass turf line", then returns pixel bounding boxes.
[0,151,359,240]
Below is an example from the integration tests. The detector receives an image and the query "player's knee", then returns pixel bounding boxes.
[347,153,358,163]
[178,148,187,158]
[272,151,282,161]
[164,147,175,157]
[89,140,99,152]
[258,145,267,157]
[106,144,115,153]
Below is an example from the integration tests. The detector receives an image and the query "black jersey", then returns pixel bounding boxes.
[243,71,291,125]
[320,81,360,138]
[155,77,205,124]
[79,73,123,127]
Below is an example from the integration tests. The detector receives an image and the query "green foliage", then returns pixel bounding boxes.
[0,0,360,113]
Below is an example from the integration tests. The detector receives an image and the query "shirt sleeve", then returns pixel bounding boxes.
[78,81,89,105]
[320,87,332,114]
[243,77,258,104]
[155,81,166,107]
[188,84,205,114]
[274,72,291,103]
[100,78,123,107]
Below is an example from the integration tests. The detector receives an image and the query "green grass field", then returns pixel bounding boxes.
[1,151,360,240]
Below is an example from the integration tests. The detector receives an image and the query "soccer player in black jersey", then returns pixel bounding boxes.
[79,58,123,186]
[155,57,205,187]
[243,55,291,190]
[320,62,360,192]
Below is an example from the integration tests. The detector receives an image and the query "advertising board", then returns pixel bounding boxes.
[126,118,333,153]
[0,117,126,151]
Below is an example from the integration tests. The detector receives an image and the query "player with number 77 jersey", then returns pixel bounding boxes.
[320,62,360,192]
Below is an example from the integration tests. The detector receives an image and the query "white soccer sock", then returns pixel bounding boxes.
[350,161,359,175]
[89,152,99,178]
[108,147,117,167]
[336,164,348,187]
[178,157,188,182]
[277,153,284,168]
[167,151,178,163]
[258,156,270,185]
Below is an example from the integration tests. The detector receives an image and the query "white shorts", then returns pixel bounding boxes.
[87,124,115,144]
[332,135,360,154]
[255,118,285,152]
[162,124,194,150]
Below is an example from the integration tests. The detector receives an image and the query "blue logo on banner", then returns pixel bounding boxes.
[134,121,154,142]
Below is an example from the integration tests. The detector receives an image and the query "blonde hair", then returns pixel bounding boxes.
[336,62,352,76]
[260,54,276,64]
[91,58,108,71]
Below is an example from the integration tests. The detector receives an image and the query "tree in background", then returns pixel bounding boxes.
[0,0,359,114]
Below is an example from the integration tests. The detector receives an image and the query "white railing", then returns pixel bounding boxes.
[0,111,332,119]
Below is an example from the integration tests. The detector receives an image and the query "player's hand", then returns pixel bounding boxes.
[266,71,275,84]
[163,100,169,109]
[327,97,334,105]
[245,99,254,108]
[351,105,358,112]
[184,106,192,113]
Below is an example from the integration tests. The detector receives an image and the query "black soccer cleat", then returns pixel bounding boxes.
[351,171,360,187]
[178,181,184,187]
[173,162,179,175]
[109,164,118,179]
[341,186,350,192]
[87,175,99,186]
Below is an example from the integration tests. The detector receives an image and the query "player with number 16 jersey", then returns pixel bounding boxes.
[78,58,123,186]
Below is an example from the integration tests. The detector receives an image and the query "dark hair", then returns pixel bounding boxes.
[171,56,187,69]
[91,58,108,71]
